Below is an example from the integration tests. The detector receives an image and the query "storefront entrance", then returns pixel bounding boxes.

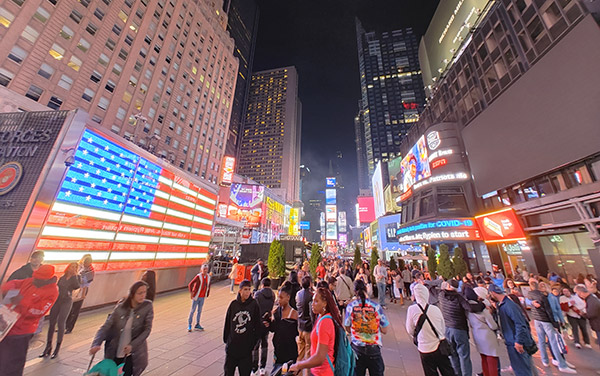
[538,232,596,283]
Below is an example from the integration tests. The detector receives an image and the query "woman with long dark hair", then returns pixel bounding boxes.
[41,262,80,358]
[287,270,301,310]
[289,287,342,376]
[343,279,388,376]
[141,270,157,301]
[266,283,299,373]
[90,281,154,376]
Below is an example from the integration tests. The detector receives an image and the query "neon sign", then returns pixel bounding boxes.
[413,172,469,190]
[431,158,448,169]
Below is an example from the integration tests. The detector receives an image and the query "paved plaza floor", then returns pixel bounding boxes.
[20,280,600,375]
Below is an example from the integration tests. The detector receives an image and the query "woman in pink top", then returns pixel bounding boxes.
[289,287,341,376]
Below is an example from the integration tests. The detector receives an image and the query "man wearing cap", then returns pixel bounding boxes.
[439,278,484,376]
[0,264,59,376]
[488,283,536,376]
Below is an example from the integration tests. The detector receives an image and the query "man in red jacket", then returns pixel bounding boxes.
[0,264,58,376]
[188,264,211,332]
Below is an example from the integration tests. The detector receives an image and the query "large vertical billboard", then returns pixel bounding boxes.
[220,156,235,185]
[325,189,336,205]
[228,183,264,227]
[326,222,337,240]
[289,207,300,236]
[325,205,337,222]
[400,135,431,192]
[372,162,385,219]
[35,128,216,270]
[338,211,347,233]
[357,196,375,224]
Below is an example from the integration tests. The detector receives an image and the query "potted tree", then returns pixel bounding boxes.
[268,240,286,289]
[437,244,455,280]
[452,247,469,278]
[309,243,322,279]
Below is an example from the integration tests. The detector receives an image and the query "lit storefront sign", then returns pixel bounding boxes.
[475,208,526,243]
[396,217,481,243]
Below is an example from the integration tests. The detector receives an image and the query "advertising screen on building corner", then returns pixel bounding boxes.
[475,208,526,243]
[35,129,217,271]
[357,196,375,224]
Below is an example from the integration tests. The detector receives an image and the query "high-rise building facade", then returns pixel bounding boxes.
[238,66,302,203]
[354,101,369,190]
[355,19,426,178]
[222,0,259,158]
[0,0,238,186]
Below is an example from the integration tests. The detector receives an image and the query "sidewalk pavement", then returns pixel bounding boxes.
[21,280,600,375]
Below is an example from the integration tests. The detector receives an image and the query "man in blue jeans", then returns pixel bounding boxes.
[439,279,484,376]
[488,284,535,376]
[373,259,388,308]
[188,264,211,331]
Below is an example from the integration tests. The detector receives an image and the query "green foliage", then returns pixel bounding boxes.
[353,245,362,270]
[370,247,379,284]
[426,247,437,276]
[437,244,455,280]
[452,247,469,277]
[389,255,397,271]
[309,243,322,279]
[398,257,406,271]
[268,240,286,278]
[412,260,419,268]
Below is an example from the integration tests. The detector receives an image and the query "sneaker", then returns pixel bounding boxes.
[552,359,559,367]
[542,361,550,367]
[187,325,192,332]
[195,324,204,330]
[575,343,582,349]
[586,344,593,349]
[259,368,266,376]
[558,367,577,374]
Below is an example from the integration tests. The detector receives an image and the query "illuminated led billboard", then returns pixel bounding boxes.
[326,222,337,240]
[326,177,336,187]
[325,205,337,222]
[357,196,375,224]
[338,211,347,233]
[35,129,216,270]
[289,208,300,235]
[400,135,431,193]
[475,208,526,243]
[372,162,385,219]
[228,183,264,228]
[220,156,235,185]
[325,189,337,205]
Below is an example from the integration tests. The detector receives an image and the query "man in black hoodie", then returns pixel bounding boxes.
[224,279,261,376]
[252,278,275,376]
[439,278,485,376]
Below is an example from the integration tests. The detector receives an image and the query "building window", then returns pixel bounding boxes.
[0,68,14,87]
[86,22,98,35]
[94,8,105,20]
[116,107,126,120]
[69,10,83,23]
[21,25,40,43]
[78,0,90,7]
[47,95,63,109]
[90,71,102,83]
[49,43,65,60]
[77,38,90,52]
[82,88,95,102]
[7,46,27,64]
[122,91,132,103]
[98,97,110,110]
[0,7,15,28]
[58,74,73,90]
[105,80,116,92]
[67,55,83,71]
[105,38,116,51]
[98,53,109,66]
[125,34,134,46]
[38,63,55,79]
[112,24,122,36]
[112,64,123,76]
[111,124,121,133]
[118,48,128,60]
[25,85,43,101]
[33,7,51,23]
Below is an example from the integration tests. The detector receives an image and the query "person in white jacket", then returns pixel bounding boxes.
[406,284,454,376]
[468,287,500,376]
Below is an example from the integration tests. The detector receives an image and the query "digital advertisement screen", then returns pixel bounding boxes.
[326,205,337,222]
[220,156,235,185]
[325,189,337,205]
[35,129,216,270]
[326,177,336,187]
[338,211,347,233]
[338,233,348,246]
[377,214,402,250]
[357,196,375,224]
[289,208,300,235]
[228,183,264,227]
[388,156,402,194]
[396,217,481,243]
[372,162,386,219]
[475,208,526,243]
[299,221,310,230]
[400,135,431,192]
[326,222,337,240]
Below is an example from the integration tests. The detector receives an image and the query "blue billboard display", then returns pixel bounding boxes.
[299,221,310,230]
[326,177,336,187]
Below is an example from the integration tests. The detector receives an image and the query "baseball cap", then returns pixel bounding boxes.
[487,284,504,294]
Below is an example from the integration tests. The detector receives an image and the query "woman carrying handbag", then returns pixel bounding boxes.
[406,284,455,376]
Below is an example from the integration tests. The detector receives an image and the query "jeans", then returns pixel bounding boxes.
[0,333,33,376]
[506,345,534,376]
[566,315,590,345]
[47,298,73,347]
[533,320,567,368]
[376,282,386,306]
[252,333,268,370]
[188,297,205,326]
[66,299,85,332]
[224,354,252,376]
[419,346,455,376]
[352,344,385,376]
[446,327,471,376]
[230,278,235,292]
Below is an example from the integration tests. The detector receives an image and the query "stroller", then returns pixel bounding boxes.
[84,354,125,376]
[270,361,296,376]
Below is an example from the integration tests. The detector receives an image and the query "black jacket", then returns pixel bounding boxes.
[7,263,34,281]
[296,287,314,332]
[254,287,275,317]
[527,289,554,323]
[288,281,301,310]
[585,294,600,331]
[223,294,261,355]
[439,289,485,331]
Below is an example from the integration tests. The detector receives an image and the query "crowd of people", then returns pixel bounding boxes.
[5,250,600,376]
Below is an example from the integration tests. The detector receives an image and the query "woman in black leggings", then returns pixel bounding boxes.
[40,262,80,358]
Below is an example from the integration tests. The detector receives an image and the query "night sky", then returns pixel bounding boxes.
[253,0,440,221]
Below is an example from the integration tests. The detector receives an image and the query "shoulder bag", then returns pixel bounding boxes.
[415,303,454,356]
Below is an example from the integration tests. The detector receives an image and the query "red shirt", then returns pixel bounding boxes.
[2,278,58,336]
[198,274,208,298]
[316,265,326,279]
[310,314,335,376]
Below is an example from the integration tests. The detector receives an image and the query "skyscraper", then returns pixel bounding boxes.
[0,0,238,185]
[222,0,259,158]
[354,101,369,190]
[238,66,302,203]
[356,19,426,178]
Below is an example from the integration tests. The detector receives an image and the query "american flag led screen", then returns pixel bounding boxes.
[35,129,216,271]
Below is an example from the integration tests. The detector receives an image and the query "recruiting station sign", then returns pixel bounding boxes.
[475,208,526,243]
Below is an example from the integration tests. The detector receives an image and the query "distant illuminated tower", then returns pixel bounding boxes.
[356,19,426,177]
[238,66,302,203]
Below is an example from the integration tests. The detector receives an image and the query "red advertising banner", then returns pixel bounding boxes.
[357,196,375,224]
[475,208,526,243]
